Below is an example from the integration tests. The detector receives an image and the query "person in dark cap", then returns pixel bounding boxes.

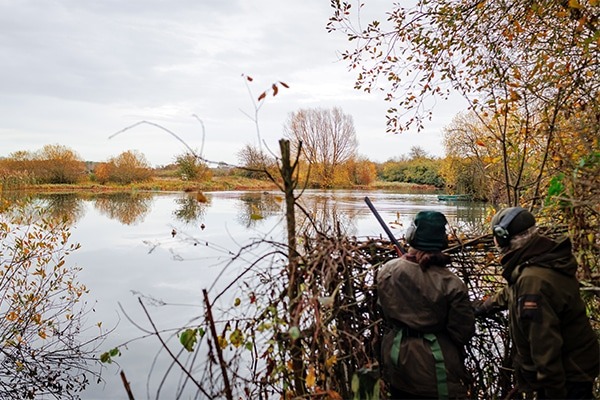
[378,211,475,399]
[475,207,599,399]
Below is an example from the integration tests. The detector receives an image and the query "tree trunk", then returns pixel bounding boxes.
[279,139,306,396]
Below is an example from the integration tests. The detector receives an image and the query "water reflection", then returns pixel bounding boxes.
[93,192,154,225]
[37,192,86,224]
[236,192,283,227]
[172,192,209,225]
[0,190,490,237]
[447,200,490,235]
[296,192,361,236]
[0,192,86,225]
[0,191,296,230]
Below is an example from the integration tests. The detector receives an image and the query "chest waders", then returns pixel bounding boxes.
[390,328,449,400]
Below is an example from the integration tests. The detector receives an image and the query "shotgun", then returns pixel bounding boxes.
[364,196,406,256]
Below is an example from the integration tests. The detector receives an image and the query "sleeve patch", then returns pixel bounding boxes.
[518,294,542,323]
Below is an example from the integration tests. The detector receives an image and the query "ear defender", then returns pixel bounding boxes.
[492,207,525,247]
[405,221,417,246]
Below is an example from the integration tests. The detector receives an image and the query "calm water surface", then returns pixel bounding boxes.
[3,190,487,399]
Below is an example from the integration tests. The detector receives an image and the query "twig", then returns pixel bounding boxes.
[137,298,212,398]
[202,289,234,400]
[191,114,206,159]
[120,370,135,400]
[109,119,237,168]
[110,121,196,158]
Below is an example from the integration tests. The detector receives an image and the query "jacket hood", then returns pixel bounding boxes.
[501,234,578,282]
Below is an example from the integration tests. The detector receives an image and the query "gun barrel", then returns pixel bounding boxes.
[364,196,405,255]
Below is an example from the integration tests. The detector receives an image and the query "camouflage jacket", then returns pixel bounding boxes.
[483,234,600,398]
[377,256,475,398]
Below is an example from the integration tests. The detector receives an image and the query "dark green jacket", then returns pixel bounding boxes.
[484,234,600,398]
[378,256,475,398]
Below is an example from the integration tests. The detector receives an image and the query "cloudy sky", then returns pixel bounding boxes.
[1,0,467,167]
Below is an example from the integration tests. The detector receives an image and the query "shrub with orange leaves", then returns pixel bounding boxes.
[0,201,104,398]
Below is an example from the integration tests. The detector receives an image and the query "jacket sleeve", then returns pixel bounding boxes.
[446,280,476,345]
[473,285,509,317]
[516,274,567,399]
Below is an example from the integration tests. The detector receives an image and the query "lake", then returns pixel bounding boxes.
[1,190,488,399]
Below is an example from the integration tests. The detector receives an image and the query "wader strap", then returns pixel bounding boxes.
[424,333,448,400]
[390,329,403,367]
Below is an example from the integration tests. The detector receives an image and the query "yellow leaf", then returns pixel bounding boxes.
[33,268,46,278]
[568,0,582,8]
[588,233,595,243]
[306,366,316,388]
[325,354,337,368]
[229,328,244,348]
[38,329,47,339]
[6,311,18,322]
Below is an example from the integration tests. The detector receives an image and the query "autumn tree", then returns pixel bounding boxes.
[345,156,377,186]
[284,107,358,188]
[0,151,35,184]
[442,112,502,200]
[174,151,211,181]
[236,144,278,180]
[36,144,87,184]
[328,1,598,199]
[92,162,114,185]
[0,201,103,398]
[0,156,33,190]
[543,109,599,278]
[94,150,153,184]
[378,148,444,187]
[328,0,599,275]
[408,146,428,160]
[0,145,85,184]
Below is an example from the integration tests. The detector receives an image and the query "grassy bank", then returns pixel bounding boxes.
[8,176,278,193]
[5,176,438,194]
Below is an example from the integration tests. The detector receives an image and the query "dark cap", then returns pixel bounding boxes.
[491,207,536,238]
[407,211,448,251]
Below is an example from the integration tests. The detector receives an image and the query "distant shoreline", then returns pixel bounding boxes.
[4,177,438,194]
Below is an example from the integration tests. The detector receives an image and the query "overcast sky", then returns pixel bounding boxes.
[1,0,467,167]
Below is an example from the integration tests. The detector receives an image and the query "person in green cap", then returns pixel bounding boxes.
[377,211,475,399]
[475,207,599,399]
